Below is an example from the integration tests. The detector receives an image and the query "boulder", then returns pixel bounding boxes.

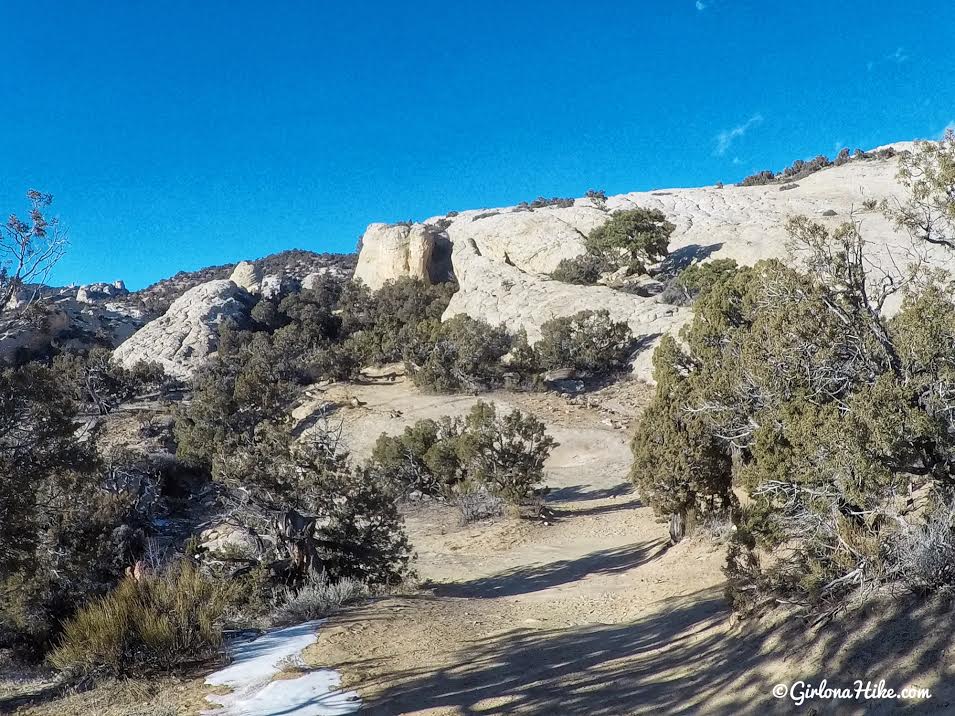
[229,261,263,294]
[353,223,436,290]
[112,279,255,380]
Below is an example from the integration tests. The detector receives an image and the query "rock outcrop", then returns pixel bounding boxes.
[76,281,129,304]
[354,145,943,380]
[353,223,436,290]
[229,261,263,294]
[113,279,255,380]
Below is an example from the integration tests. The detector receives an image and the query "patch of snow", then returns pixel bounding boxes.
[203,620,361,716]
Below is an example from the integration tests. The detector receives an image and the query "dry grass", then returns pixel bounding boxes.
[12,675,218,716]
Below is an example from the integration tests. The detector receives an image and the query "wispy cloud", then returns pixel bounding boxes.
[715,114,763,156]
[695,1,707,10]
[889,46,908,64]
[868,47,909,71]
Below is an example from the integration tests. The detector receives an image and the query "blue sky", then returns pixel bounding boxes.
[2,1,953,289]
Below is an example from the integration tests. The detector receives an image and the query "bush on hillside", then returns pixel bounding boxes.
[403,315,513,392]
[658,259,739,305]
[53,347,170,415]
[549,254,607,285]
[535,310,633,374]
[584,208,674,275]
[338,277,457,366]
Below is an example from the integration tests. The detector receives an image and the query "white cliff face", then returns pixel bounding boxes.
[353,223,435,289]
[354,145,948,380]
[112,279,255,380]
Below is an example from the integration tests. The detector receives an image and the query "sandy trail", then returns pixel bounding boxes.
[292,379,955,715]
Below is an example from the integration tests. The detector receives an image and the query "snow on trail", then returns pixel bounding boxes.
[203,620,361,716]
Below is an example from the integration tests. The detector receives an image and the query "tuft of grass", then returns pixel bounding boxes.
[49,562,231,678]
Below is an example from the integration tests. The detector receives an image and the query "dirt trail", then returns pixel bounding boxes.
[294,378,955,715]
[296,379,749,714]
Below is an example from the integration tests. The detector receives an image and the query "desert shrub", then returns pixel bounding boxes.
[861,198,879,211]
[53,347,170,415]
[370,417,464,497]
[778,182,798,191]
[586,188,607,203]
[738,170,775,187]
[527,196,575,209]
[369,402,557,505]
[455,401,557,504]
[834,147,851,166]
[457,488,506,523]
[739,155,833,187]
[631,335,733,520]
[175,326,298,468]
[781,154,831,180]
[534,310,633,374]
[893,504,955,593]
[0,363,148,656]
[404,315,513,392]
[339,277,456,366]
[214,422,413,586]
[549,254,606,285]
[658,259,739,305]
[632,187,955,612]
[271,572,368,626]
[893,129,955,251]
[49,562,230,677]
[585,208,674,275]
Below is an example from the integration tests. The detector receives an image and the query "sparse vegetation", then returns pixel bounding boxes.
[549,254,606,285]
[549,208,675,286]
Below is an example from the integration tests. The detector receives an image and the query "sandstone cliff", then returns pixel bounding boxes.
[355,144,940,379]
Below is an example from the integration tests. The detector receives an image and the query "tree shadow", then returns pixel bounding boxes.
[547,484,634,502]
[359,587,765,715]
[357,588,955,715]
[430,541,669,599]
[658,242,724,276]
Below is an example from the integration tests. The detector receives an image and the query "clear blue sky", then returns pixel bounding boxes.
[2,1,953,289]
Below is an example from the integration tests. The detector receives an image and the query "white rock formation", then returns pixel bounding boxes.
[353,223,435,289]
[230,260,263,294]
[112,279,255,380]
[355,145,947,380]
[76,282,129,304]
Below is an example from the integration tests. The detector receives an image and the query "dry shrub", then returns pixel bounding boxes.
[457,489,506,523]
[49,562,230,677]
[271,572,368,626]
[894,505,955,593]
